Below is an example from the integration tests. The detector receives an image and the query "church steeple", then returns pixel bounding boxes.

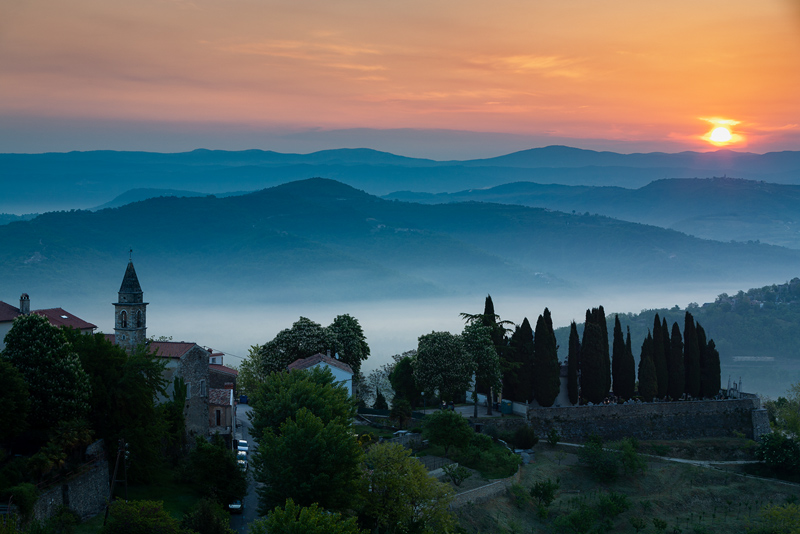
[114,259,148,352]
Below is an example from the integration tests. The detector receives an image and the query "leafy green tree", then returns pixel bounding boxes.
[668,322,685,400]
[389,354,422,408]
[413,331,474,402]
[462,322,501,415]
[187,435,248,506]
[361,443,455,534]
[754,502,800,534]
[373,389,388,410]
[256,317,332,375]
[580,321,605,404]
[250,499,366,534]
[638,332,658,402]
[507,318,535,403]
[248,366,356,441]
[461,295,512,396]
[530,478,559,510]
[422,409,473,458]
[1,314,90,433]
[0,359,29,443]
[63,328,167,482]
[237,345,267,397]
[532,309,560,407]
[755,432,800,473]
[652,314,668,398]
[254,408,363,514]
[159,377,188,463]
[567,322,580,405]
[770,383,800,436]
[328,314,370,376]
[389,398,412,429]
[683,312,701,397]
[100,500,193,534]
[578,436,619,482]
[180,499,236,534]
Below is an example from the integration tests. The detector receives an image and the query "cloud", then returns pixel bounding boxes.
[469,54,584,78]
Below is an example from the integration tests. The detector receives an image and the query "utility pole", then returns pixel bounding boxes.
[103,439,128,526]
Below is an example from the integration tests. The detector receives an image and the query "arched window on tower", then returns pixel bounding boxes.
[120,310,127,328]
[136,310,142,328]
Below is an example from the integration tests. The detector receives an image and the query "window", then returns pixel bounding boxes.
[215,409,221,426]
[136,310,142,328]
[186,383,191,399]
[120,310,127,328]
[200,380,206,397]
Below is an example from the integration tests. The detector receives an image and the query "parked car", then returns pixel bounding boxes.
[227,500,244,514]
[237,439,249,454]
[237,450,248,471]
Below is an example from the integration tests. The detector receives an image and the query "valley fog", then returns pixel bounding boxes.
[63,280,797,398]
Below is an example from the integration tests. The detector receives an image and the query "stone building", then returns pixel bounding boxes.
[113,260,148,353]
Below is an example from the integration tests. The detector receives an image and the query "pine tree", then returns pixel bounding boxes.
[567,322,580,405]
[652,314,668,399]
[507,318,534,402]
[637,332,658,402]
[612,316,625,397]
[668,322,685,400]
[580,322,605,404]
[617,326,636,400]
[533,309,560,407]
[683,312,701,398]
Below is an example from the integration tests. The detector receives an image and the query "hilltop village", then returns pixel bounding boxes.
[0,260,795,534]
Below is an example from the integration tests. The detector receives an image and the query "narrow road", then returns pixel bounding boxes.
[229,404,259,534]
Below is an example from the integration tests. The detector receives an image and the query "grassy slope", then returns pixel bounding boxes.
[456,444,798,534]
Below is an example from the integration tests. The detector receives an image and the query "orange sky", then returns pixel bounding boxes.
[1,0,799,156]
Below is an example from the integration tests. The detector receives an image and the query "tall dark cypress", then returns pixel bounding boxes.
[683,312,701,398]
[533,308,560,407]
[580,322,605,404]
[567,321,580,405]
[638,331,658,402]
[652,314,668,399]
[612,315,625,397]
[661,317,671,392]
[668,322,685,400]
[616,326,636,400]
[477,295,507,395]
[597,306,611,398]
[706,339,721,397]
[506,318,534,402]
[697,324,714,398]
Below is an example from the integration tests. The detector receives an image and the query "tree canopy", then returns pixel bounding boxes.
[413,331,474,401]
[422,408,473,458]
[251,499,366,534]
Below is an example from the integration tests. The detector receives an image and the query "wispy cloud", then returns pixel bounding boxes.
[469,54,584,78]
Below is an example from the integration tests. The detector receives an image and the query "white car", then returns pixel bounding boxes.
[237,439,249,454]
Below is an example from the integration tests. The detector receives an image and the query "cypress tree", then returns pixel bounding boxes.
[668,322,685,400]
[597,306,611,398]
[661,317,671,380]
[683,312,701,398]
[506,318,534,402]
[652,314,668,399]
[706,339,721,397]
[567,321,580,405]
[580,322,605,404]
[532,308,560,407]
[637,331,658,402]
[611,315,624,397]
[616,326,636,400]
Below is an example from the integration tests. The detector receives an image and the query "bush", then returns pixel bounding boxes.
[471,433,493,452]
[755,432,800,473]
[530,478,559,517]
[511,426,539,449]
[547,428,560,447]
[597,492,630,518]
[442,464,472,487]
[9,483,38,521]
[620,437,646,476]
[578,441,620,483]
[508,483,530,509]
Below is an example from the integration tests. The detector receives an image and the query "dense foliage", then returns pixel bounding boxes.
[250,499,366,534]
[532,309,560,407]
[414,331,474,401]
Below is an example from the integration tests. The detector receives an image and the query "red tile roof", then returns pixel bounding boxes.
[0,301,96,331]
[209,364,239,376]
[34,308,97,331]
[287,353,353,375]
[147,341,203,359]
[209,388,233,406]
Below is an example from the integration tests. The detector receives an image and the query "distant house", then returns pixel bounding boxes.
[287,352,354,396]
[0,293,96,350]
[209,351,239,393]
[209,388,235,437]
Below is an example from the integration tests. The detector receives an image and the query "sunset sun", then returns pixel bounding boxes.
[709,127,732,143]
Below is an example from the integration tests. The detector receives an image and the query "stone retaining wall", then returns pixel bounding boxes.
[33,460,109,522]
[449,467,521,509]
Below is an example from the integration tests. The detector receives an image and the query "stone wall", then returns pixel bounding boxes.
[33,461,109,522]
[179,345,211,444]
[522,397,762,443]
[449,467,521,509]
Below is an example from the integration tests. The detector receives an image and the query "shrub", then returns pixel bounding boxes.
[471,433,493,452]
[597,492,630,518]
[620,437,646,476]
[512,426,539,449]
[578,441,619,483]
[508,483,530,509]
[547,428,560,447]
[755,433,800,473]
[530,478,559,517]
[442,464,472,487]
[9,483,38,522]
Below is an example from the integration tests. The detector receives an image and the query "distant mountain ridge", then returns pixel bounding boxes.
[3,146,800,214]
[1,178,798,305]
[385,177,800,249]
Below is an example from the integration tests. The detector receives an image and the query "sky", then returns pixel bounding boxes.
[2,0,800,158]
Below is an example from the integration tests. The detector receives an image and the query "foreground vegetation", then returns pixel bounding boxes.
[456,442,800,534]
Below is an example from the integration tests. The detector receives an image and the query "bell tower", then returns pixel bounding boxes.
[114,260,148,352]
